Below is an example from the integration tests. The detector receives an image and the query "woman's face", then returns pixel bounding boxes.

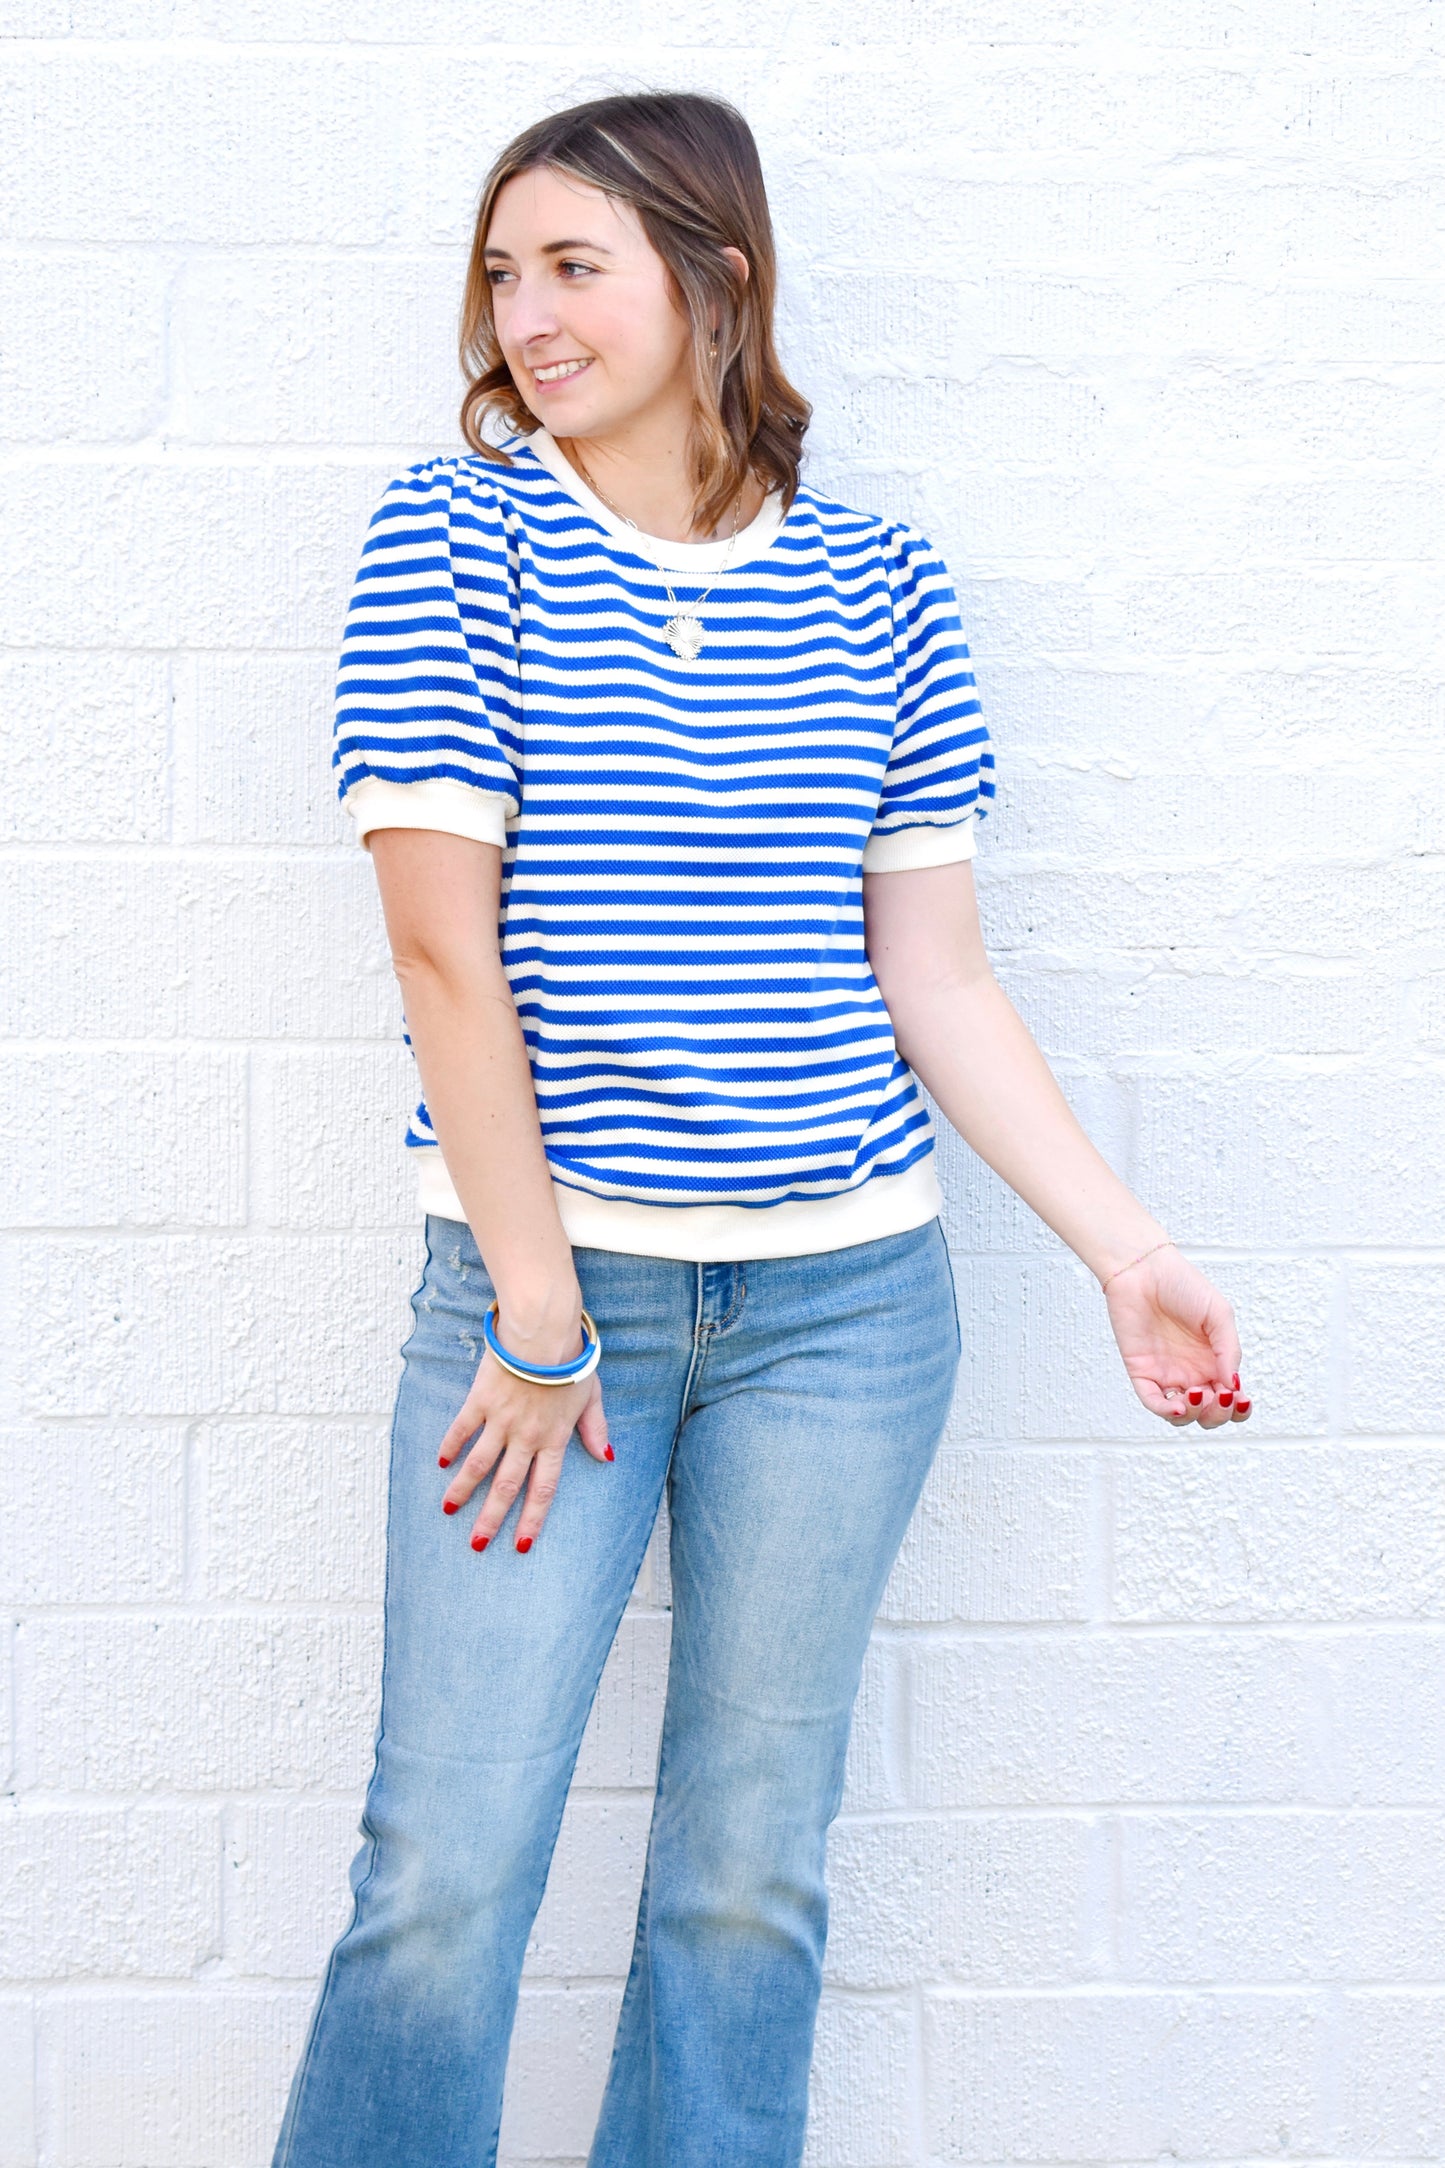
[484,166,697,441]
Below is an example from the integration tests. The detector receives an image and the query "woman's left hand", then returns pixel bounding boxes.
[1103,1244,1253,1427]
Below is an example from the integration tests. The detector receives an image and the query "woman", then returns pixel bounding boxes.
[273,90,1250,2168]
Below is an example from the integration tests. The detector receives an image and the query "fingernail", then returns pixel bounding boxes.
[1219,1392,1234,1408]
[471,1533,489,1551]
[1188,1390,1203,1406]
[438,1454,451,1468]
[515,1535,533,1554]
[442,1499,459,1515]
[1236,1398,1251,1414]
[1232,1373,1240,1391]
[604,1443,615,1461]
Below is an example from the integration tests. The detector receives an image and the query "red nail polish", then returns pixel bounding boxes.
[1219,1392,1234,1408]
[515,1535,533,1554]
[471,1533,489,1551]
[1188,1390,1203,1406]
[1232,1373,1240,1391]
[604,1444,615,1461]
[438,1454,451,1468]
[1236,1398,1251,1414]
[442,1499,459,1515]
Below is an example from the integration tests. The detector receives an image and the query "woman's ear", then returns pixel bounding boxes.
[721,244,750,286]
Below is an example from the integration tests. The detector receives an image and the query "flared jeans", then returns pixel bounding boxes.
[272,1210,962,2168]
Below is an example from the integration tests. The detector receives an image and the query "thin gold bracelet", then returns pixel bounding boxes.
[1098,1238,1176,1296]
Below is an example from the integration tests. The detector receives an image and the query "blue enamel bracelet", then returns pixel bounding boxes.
[483,1301,602,1385]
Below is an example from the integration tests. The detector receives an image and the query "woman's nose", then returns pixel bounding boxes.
[501,277,562,349]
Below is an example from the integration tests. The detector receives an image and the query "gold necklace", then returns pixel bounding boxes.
[570,450,743,663]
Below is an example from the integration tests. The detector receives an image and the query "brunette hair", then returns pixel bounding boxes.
[458,91,811,532]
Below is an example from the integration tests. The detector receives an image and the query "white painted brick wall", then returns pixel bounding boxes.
[2,5,1441,2161]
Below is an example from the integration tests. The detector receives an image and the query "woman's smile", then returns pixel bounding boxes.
[530,355,593,387]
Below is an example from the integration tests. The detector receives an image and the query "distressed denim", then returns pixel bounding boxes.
[272,1211,962,2168]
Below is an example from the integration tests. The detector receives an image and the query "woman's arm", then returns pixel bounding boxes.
[863,856,1250,1428]
[368,827,612,1547]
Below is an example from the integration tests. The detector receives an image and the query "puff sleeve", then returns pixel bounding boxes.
[862,523,995,872]
[331,460,522,850]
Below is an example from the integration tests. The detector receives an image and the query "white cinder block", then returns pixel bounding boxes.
[0,252,167,445]
[999,766,1403,866]
[0,1050,246,1228]
[1334,1990,1445,2156]
[0,1426,184,1607]
[923,1989,1326,2161]
[838,1639,896,1816]
[1001,958,1389,1062]
[1116,1445,1445,1622]
[0,1996,36,2168]
[0,1623,11,1796]
[171,256,464,447]
[825,1814,1095,1988]
[879,1447,1092,1623]
[523,1795,651,1981]
[1344,1266,1445,1434]
[1111,568,1444,664]
[222,1798,363,1980]
[907,1632,1325,1807]
[17,1234,423,1418]
[0,1806,219,1981]
[2,863,187,1040]
[802,1994,915,2168]
[1314,1630,1445,1806]
[1118,1809,1445,1983]
[1,857,397,1043]
[0,460,379,649]
[183,859,399,1042]
[250,1048,419,1231]
[0,56,413,246]
[1415,971,1445,1049]
[1136,361,1445,464]
[35,1987,313,2168]
[980,862,1250,961]
[1131,1071,1445,1248]
[195,1419,386,1604]
[1114,1446,1339,1622]
[23,1615,382,1793]
[497,1985,622,2163]
[4,655,170,843]
[171,654,349,849]
[570,1614,669,1792]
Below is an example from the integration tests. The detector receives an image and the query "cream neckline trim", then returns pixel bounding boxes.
[517,425,789,575]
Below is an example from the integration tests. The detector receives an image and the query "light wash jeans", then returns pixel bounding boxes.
[272,1211,962,2168]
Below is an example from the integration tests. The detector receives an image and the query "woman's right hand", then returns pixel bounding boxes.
[437,1331,613,1556]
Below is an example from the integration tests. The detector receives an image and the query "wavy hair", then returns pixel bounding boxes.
[458,91,811,533]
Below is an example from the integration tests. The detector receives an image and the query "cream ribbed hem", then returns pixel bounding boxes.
[861,817,977,871]
[415,1150,944,1262]
[345,775,512,850]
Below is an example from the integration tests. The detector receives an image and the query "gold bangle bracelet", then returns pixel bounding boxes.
[1098,1239,1176,1296]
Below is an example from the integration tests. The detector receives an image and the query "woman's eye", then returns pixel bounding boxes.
[487,268,515,287]
[558,260,596,278]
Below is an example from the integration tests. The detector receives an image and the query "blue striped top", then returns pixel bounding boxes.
[334,427,995,1257]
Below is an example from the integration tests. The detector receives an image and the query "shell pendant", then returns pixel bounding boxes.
[663,612,705,662]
